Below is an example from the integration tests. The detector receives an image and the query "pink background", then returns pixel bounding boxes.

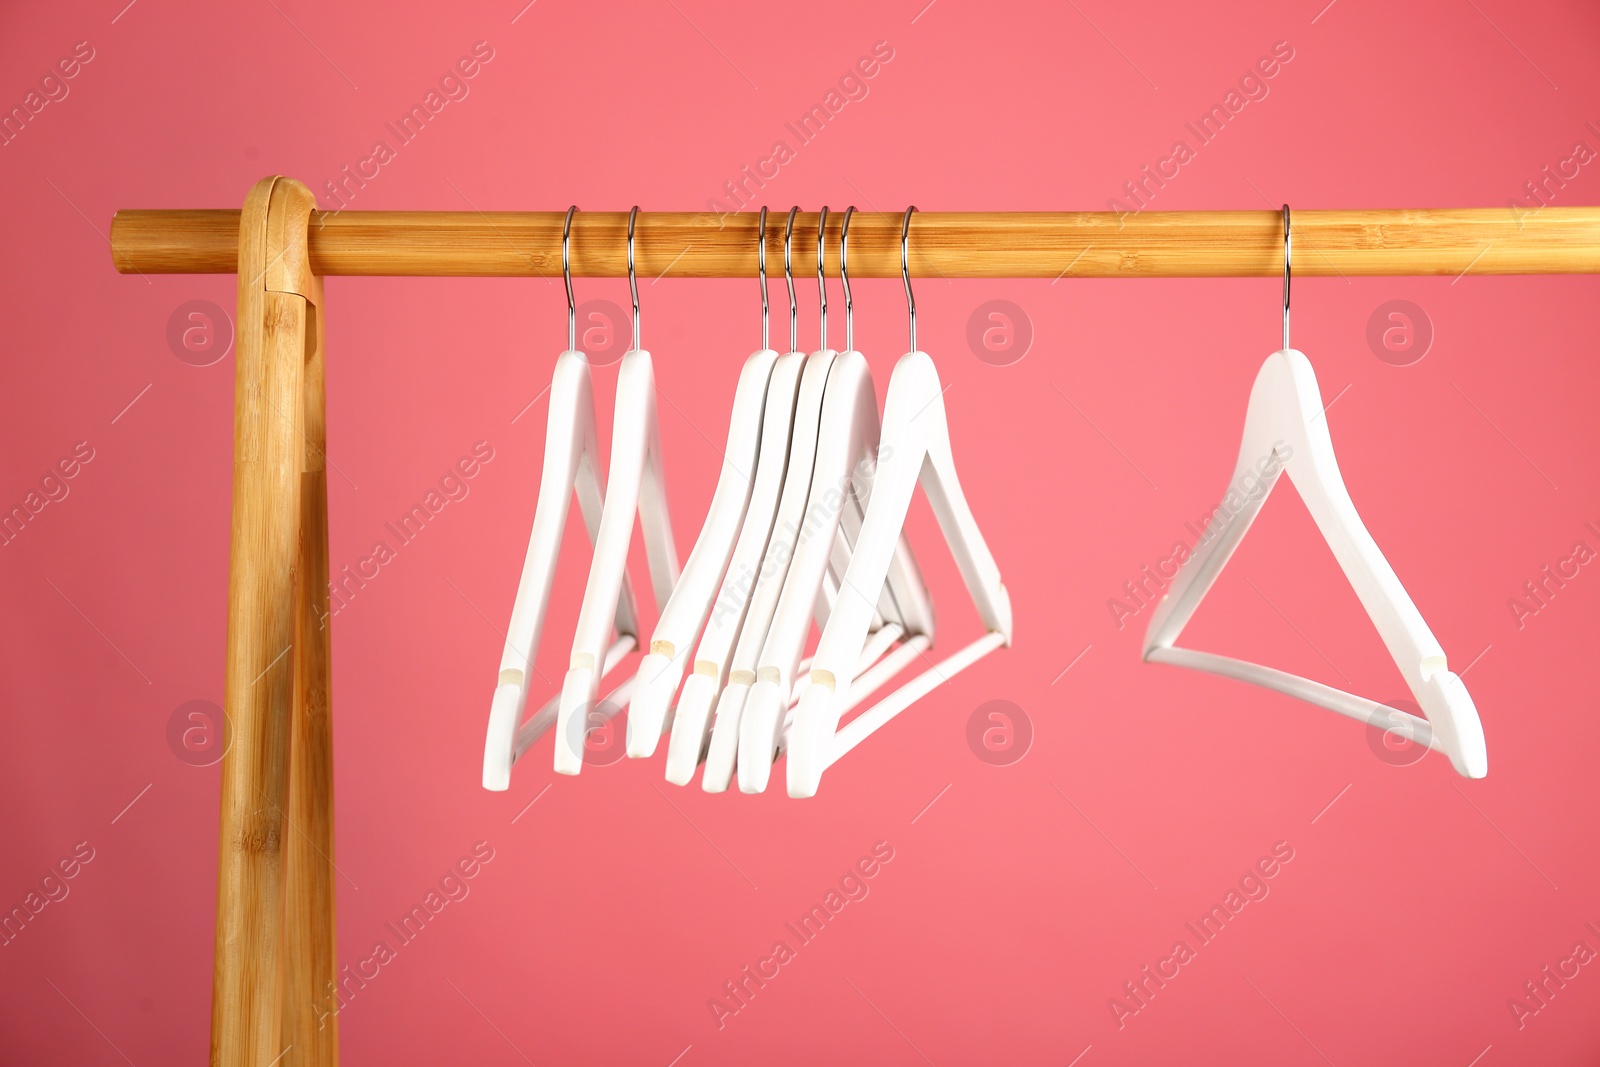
[3,0,1599,1063]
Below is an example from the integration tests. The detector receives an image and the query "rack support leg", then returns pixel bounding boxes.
[212,176,337,1067]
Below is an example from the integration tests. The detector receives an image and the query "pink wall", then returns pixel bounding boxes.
[3,1,1598,1063]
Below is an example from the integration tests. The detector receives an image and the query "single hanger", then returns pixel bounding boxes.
[825,209,918,641]
[624,208,781,756]
[784,206,1013,798]
[483,208,648,790]
[553,207,682,775]
[664,207,810,784]
[737,206,941,795]
[1141,206,1487,778]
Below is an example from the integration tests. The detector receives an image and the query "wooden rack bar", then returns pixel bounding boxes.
[110,207,1600,278]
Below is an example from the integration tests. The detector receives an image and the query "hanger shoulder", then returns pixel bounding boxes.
[554,349,682,776]
[1268,351,1448,672]
[626,349,779,757]
[663,351,807,784]
[701,349,838,792]
[785,351,1011,798]
[485,351,622,790]
[736,351,883,792]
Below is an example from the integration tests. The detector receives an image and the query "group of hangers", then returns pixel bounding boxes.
[483,202,1488,799]
[484,204,1013,798]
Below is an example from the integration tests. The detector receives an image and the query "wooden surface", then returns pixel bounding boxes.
[111,204,1600,277]
[212,176,319,1067]
[282,274,339,1067]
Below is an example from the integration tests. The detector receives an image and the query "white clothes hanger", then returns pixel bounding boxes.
[484,208,650,790]
[625,208,781,757]
[554,207,682,776]
[784,207,1013,798]
[1141,206,1487,778]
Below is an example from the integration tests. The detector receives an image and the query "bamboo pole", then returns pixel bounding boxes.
[110,206,1600,278]
[282,273,339,1067]
[211,176,320,1067]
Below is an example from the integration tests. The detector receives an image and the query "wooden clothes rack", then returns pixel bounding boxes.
[108,177,1600,1066]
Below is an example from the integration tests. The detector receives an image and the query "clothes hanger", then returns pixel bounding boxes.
[664,207,810,785]
[783,206,1013,798]
[553,207,682,776]
[1141,206,1488,778]
[823,208,921,647]
[736,206,942,795]
[624,209,782,756]
[483,208,647,790]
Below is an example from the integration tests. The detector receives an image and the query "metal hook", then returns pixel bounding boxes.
[563,205,578,352]
[840,206,856,353]
[627,205,641,351]
[902,205,918,353]
[1281,204,1291,352]
[816,205,829,351]
[757,206,769,351]
[784,207,799,353]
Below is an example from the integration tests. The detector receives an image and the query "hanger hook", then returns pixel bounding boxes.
[627,205,641,351]
[840,206,856,353]
[563,206,578,352]
[1281,203,1291,352]
[902,205,918,353]
[816,206,829,351]
[784,207,799,353]
[757,206,769,351]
